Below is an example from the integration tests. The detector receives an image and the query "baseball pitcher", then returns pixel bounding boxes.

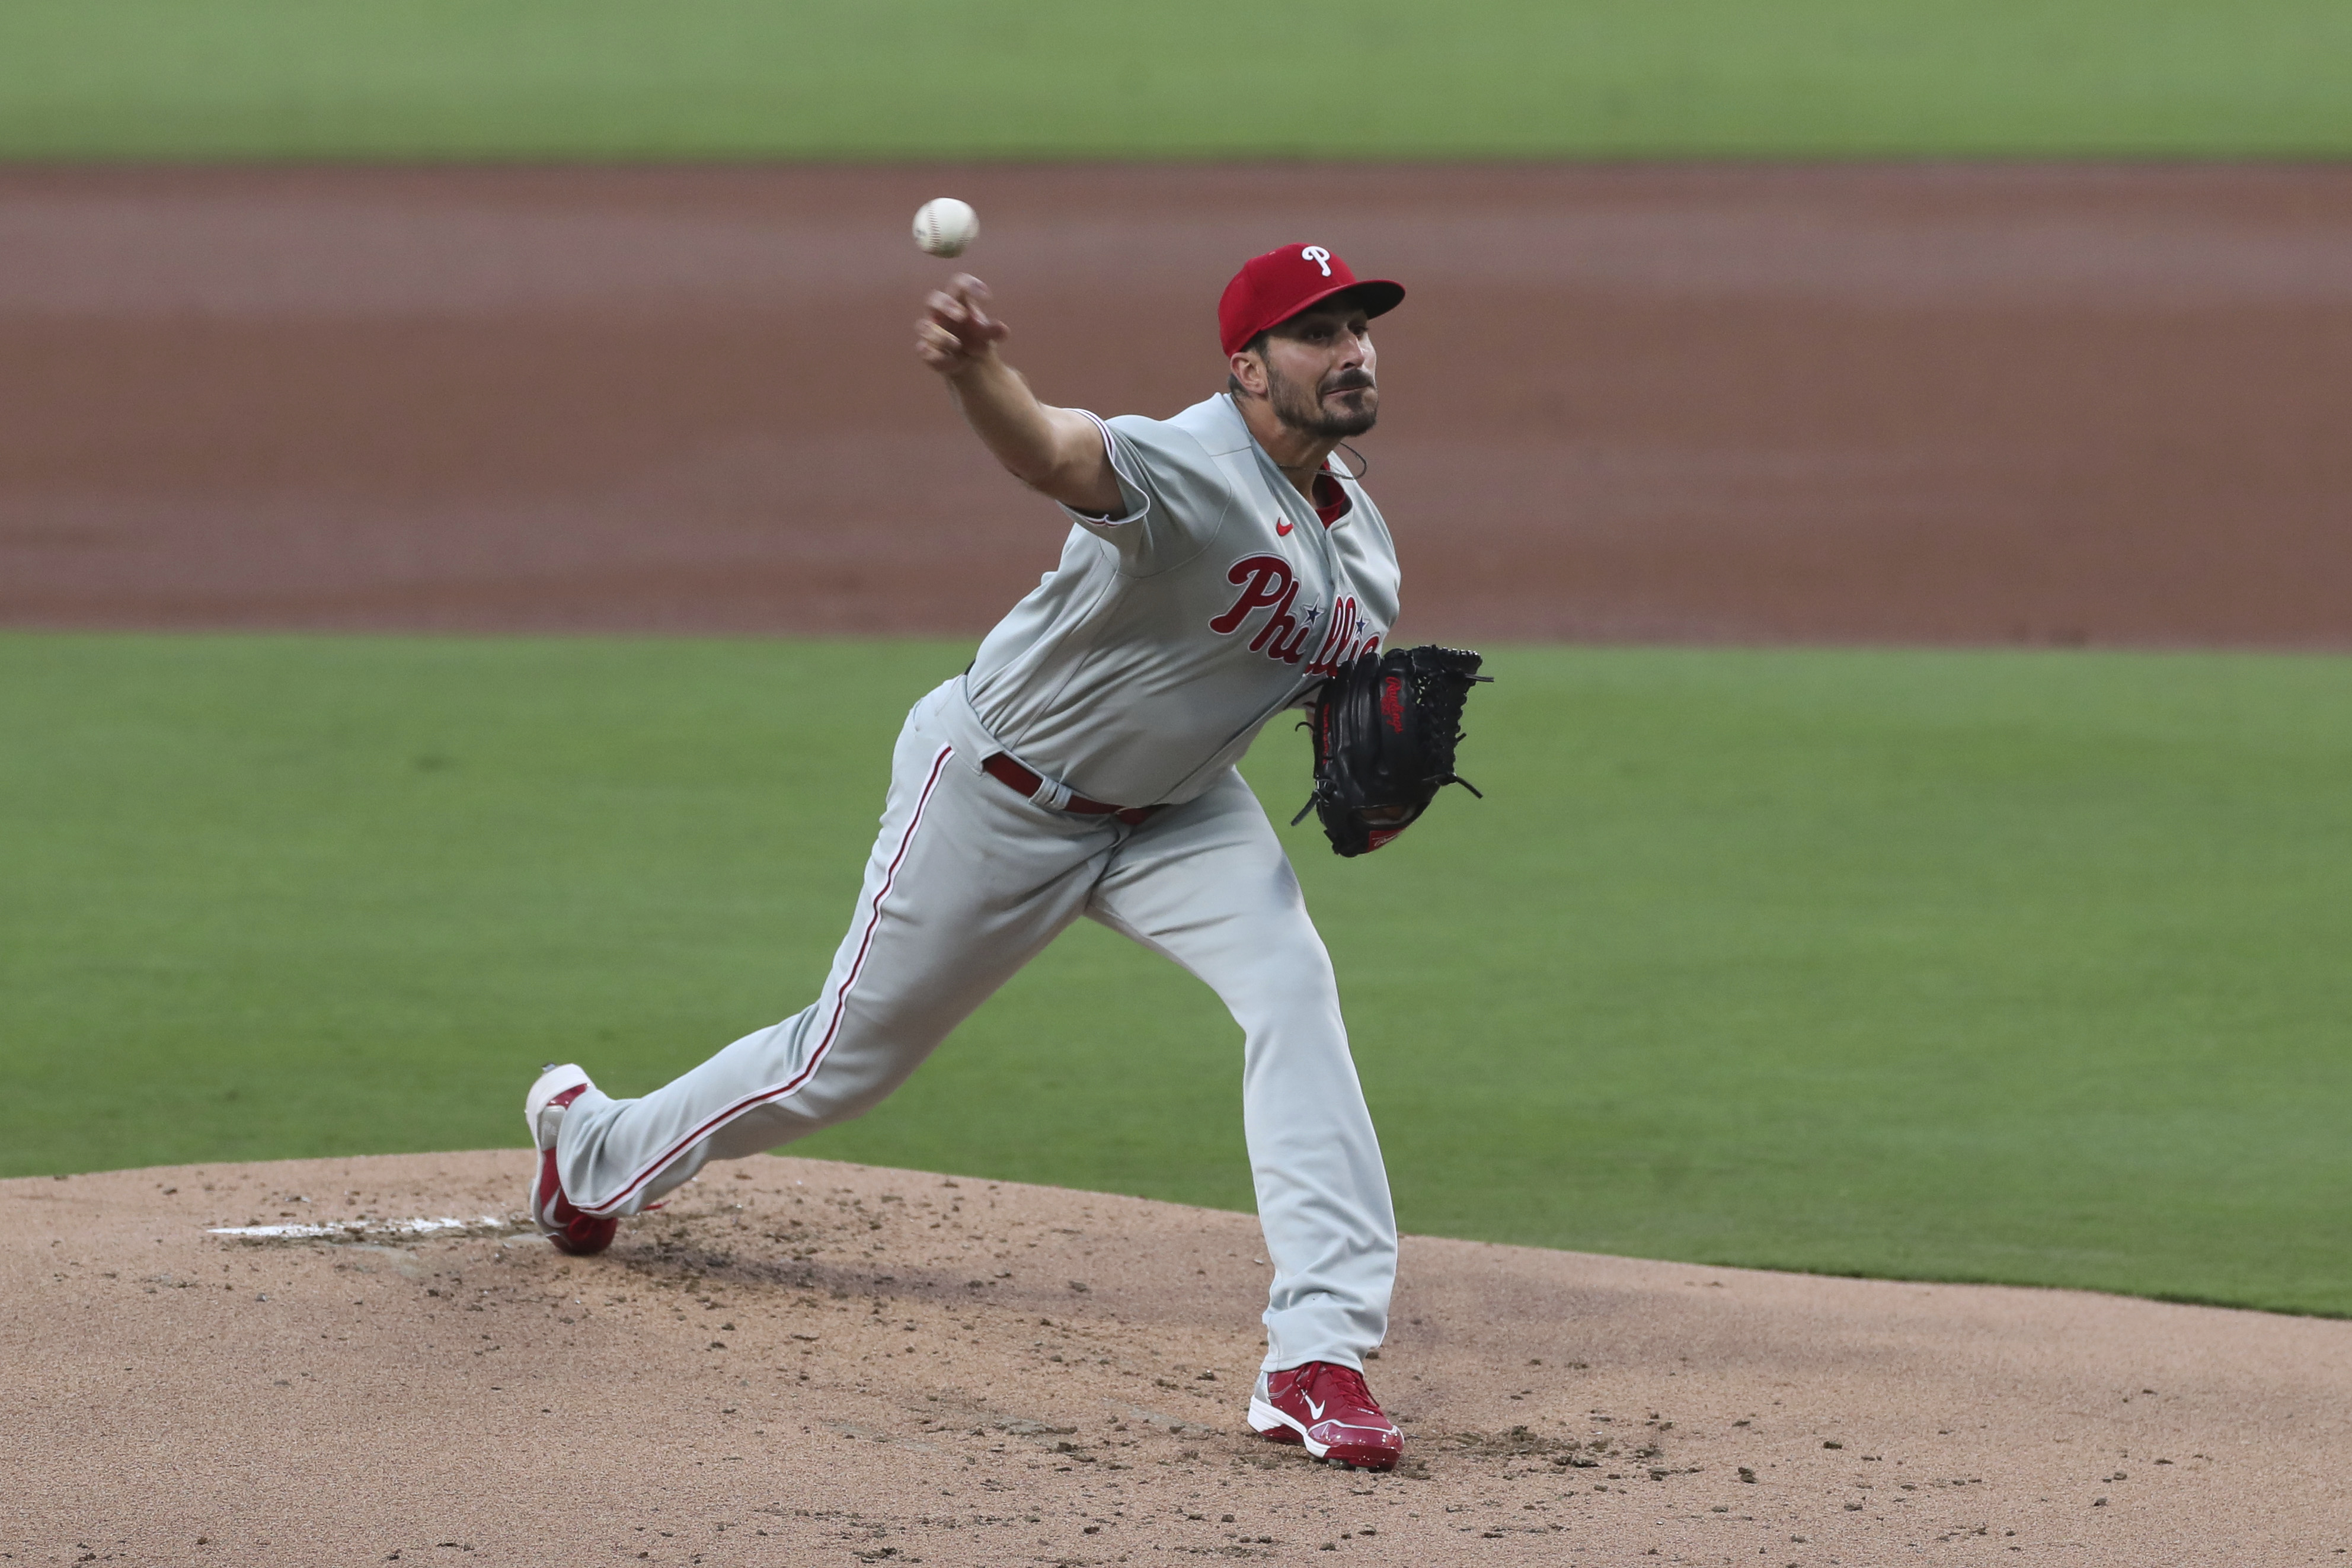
[525,244,1444,1470]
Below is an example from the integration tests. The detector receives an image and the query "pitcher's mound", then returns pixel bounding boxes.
[7,1152,2347,1564]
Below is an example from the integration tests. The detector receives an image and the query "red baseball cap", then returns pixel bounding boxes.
[1218,244,1404,357]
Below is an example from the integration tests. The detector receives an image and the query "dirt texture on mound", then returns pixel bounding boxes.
[4,163,2350,647]
[7,1153,2348,1566]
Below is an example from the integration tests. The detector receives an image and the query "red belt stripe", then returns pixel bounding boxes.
[980,752,1162,825]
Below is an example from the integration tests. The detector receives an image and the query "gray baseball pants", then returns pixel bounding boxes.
[554,679,1397,1372]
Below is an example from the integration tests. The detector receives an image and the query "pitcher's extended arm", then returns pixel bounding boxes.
[915,274,1123,517]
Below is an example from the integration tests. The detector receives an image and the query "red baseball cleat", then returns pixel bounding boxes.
[526,1062,617,1257]
[1248,1361,1404,1470]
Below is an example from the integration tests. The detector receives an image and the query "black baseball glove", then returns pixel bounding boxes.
[1292,645,1491,857]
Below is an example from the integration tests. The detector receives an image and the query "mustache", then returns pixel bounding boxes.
[1321,371,1376,395]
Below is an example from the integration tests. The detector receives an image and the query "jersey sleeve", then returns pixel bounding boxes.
[1056,411,1233,572]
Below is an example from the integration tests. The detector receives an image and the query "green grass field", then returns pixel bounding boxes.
[2,0,2348,161]
[5,633,2347,1315]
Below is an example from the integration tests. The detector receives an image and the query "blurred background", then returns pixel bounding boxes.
[4,1,2347,1314]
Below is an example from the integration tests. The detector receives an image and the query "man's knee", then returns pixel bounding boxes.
[1220,930,1343,1035]
[778,1043,931,1130]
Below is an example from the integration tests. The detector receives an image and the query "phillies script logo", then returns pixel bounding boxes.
[1209,555,1383,673]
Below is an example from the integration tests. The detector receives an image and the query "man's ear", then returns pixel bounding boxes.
[1228,348,1268,399]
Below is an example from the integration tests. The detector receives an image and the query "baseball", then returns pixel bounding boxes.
[912,197,979,258]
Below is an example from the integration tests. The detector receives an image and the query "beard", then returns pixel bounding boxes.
[1266,361,1380,439]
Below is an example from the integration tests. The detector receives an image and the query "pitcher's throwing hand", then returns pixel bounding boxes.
[915,273,1008,373]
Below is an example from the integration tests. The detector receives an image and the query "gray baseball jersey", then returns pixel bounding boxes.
[953,391,1400,807]
[552,388,1403,1376]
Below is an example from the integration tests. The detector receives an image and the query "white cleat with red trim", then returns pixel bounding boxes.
[525,1062,618,1257]
[1248,1361,1404,1471]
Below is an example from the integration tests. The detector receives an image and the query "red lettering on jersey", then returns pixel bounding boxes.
[1303,599,1343,672]
[1210,555,1294,635]
[1214,555,1385,671]
[1269,619,1316,665]
[1304,596,1363,676]
[1250,582,1314,663]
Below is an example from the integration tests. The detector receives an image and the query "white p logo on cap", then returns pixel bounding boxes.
[1301,245,1332,277]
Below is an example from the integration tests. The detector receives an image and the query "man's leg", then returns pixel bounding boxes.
[555,692,1119,1217]
[1085,769,1397,1372]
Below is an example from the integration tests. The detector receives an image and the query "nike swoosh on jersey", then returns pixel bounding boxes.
[1275,520,1295,536]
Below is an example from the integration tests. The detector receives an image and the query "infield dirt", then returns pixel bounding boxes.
[3,162,2350,645]
[8,1153,2350,1566]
